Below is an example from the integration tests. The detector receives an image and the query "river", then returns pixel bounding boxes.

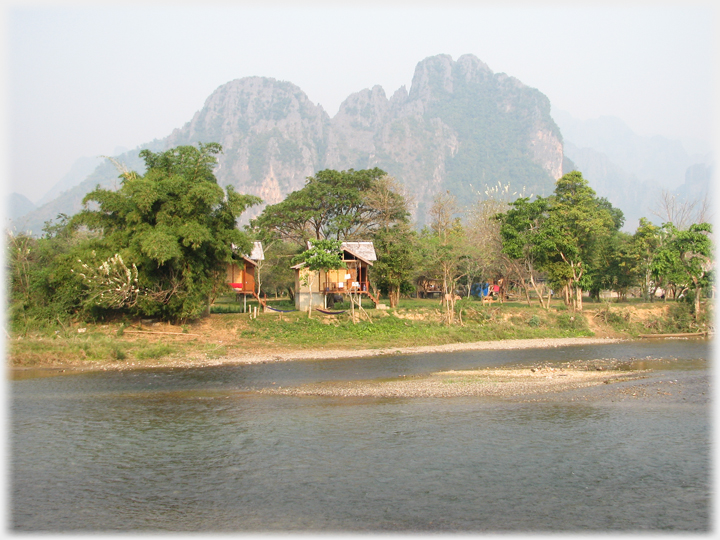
[9,339,711,532]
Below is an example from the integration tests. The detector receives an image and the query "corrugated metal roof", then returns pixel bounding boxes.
[231,241,264,261]
[341,241,377,262]
[249,241,264,261]
[291,241,377,268]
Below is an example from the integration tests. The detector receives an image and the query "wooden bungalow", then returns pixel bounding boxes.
[226,241,264,297]
[292,241,377,311]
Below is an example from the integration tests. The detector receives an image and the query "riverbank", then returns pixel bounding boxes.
[7,299,706,378]
[9,336,623,377]
[11,335,710,408]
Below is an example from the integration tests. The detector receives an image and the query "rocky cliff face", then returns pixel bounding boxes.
[165,54,562,222]
[14,54,565,233]
[164,77,331,219]
[324,54,562,219]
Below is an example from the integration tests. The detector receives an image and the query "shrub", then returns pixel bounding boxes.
[555,312,589,332]
[110,345,127,361]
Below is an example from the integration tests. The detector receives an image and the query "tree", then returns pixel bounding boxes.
[629,218,662,301]
[7,232,35,308]
[419,192,468,325]
[537,172,620,311]
[252,239,302,300]
[652,222,713,318]
[361,173,412,234]
[372,223,417,308]
[252,168,407,244]
[495,196,551,308]
[462,197,507,300]
[7,214,102,328]
[586,230,636,302]
[72,143,261,322]
[652,190,711,231]
[290,239,346,317]
[364,174,414,308]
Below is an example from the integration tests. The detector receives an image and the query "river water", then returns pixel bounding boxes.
[10,340,711,532]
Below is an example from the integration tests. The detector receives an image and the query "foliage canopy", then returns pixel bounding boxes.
[251,168,408,244]
[70,142,261,321]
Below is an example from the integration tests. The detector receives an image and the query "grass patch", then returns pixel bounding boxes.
[202,344,228,359]
[9,332,135,366]
[8,298,703,369]
[233,303,595,350]
[136,343,176,360]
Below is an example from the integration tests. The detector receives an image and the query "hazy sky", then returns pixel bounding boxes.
[4,2,717,204]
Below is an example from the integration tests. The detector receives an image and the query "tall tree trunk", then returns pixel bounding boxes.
[694,278,702,320]
[575,284,583,312]
[529,274,548,310]
[389,286,400,308]
[523,284,532,307]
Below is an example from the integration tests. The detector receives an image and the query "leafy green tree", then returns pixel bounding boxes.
[371,223,417,308]
[629,218,662,301]
[72,143,261,321]
[652,222,713,318]
[495,172,624,311]
[538,172,620,311]
[495,196,551,308]
[291,239,346,317]
[252,168,407,244]
[7,215,102,329]
[7,232,35,308]
[587,230,636,302]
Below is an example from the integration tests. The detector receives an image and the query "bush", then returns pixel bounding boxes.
[555,312,588,332]
[110,345,127,361]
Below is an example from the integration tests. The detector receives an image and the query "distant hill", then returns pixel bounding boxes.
[11,141,164,235]
[12,54,563,235]
[553,110,713,230]
[551,111,693,189]
[36,155,105,208]
[6,193,36,224]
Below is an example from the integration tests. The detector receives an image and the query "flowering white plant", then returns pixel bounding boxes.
[73,253,141,308]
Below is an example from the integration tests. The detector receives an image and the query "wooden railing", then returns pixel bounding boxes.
[323,280,370,293]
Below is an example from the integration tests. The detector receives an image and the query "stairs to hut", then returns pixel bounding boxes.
[363,289,381,306]
[252,291,268,309]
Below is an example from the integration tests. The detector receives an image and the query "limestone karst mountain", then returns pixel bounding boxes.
[12,54,565,234]
[324,54,562,218]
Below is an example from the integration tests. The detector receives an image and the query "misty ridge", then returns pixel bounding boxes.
[9,54,713,235]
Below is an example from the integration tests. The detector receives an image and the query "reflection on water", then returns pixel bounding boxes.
[10,341,710,532]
